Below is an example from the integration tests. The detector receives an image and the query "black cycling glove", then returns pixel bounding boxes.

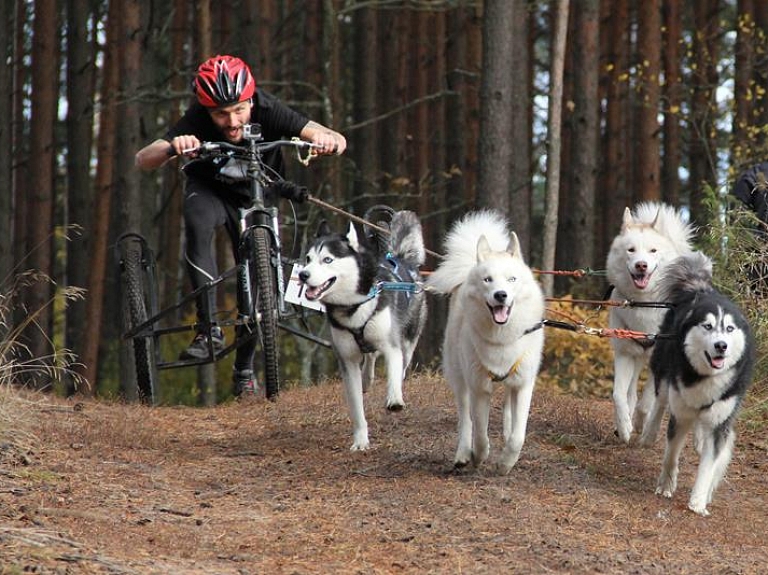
[272,182,309,203]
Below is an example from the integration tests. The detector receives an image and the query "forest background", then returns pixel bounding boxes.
[2,0,768,406]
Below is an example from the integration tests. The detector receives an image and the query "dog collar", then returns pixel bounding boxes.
[488,354,526,383]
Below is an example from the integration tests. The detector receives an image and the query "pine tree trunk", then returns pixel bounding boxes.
[23,0,58,390]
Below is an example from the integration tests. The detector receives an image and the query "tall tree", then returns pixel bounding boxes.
[733,0,755,166]
[64,0,96,393]
[557,0,600,276]
[662,0,683,205]
[116,0,146,401]
[23,0,59,389]
[476,0,515,213]
[352,4,378,204]
[636,0,662,201]
[599,0,630,257]
[689,0,720,227]
[79,0,120,393]
[509,0,532,256]
[190,0,218,405]
[541,0,569,298]
[158,0,188,313]
[411,8,430,219]
[0,0,13,283]
[752,1,768,153]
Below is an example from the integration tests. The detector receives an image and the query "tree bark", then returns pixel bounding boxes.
[557,0,599,281]
[64,0,96,394]
[116,0,146,401]
[23,0,58,389]
[476,0,515,213]
[0,0,14,285]
[636,0,662,201]
[599,0,630,258]
[662,0,683,205]
[509,0,532,256]
[733,0,755,166]
[541,0,569,297]
[78,0,119,394]
[689,0,720,227]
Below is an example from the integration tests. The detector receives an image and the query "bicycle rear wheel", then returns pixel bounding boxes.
[119,238,158,404]
[251,226,280,399]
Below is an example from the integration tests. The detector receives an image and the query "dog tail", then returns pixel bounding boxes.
[427,210,510,294]
[659,251,714,302]
[389,210,426,267]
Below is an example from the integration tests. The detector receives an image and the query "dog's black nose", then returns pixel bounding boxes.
[298,270,309,282]
[494,290,507,303]
[715,340,727,353]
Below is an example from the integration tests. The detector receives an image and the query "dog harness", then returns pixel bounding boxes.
[486,322,544,382]
[488,354,526,383]
[328,253,421,355]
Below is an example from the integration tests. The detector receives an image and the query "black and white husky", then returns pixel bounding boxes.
[643,252,754,516]
[298,209,428,451]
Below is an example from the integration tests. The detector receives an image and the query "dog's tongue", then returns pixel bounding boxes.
[492,305,510,324]
[633,274,650,289]
[710,355,725,369]
[304,286,320,301]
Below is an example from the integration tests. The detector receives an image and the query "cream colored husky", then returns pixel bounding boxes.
[428,211,545,474]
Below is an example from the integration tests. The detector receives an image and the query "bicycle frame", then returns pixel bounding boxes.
[121,125,330,377]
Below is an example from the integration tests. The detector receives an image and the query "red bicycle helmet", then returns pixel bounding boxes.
[193,55,256,108]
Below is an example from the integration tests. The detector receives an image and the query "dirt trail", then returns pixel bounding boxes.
[1,374,767,574]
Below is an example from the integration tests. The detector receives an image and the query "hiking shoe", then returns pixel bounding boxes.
[233,369,259,398]
[179,327,225,360]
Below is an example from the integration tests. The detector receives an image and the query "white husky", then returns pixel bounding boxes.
[605,202,694,443]
[428,211,545,474]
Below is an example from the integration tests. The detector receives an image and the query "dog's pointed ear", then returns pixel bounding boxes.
[316,220,331,238]
[476,235,491,262]
[346,222,360,250]
[651,207,662,231]
[507,232,523,260]
[620,207,633,232]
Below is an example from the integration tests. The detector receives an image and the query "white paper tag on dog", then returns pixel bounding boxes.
[285,264,325,312]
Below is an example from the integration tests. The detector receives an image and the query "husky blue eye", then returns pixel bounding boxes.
[727,325,734,333]
[703,323,713,331]
[323,256,333,264]
[509,277,516,283]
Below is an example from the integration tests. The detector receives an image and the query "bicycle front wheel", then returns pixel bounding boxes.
[119,238,158,404]
[251,226,280,399]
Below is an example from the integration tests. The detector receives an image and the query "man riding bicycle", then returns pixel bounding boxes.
[135,54,347,396]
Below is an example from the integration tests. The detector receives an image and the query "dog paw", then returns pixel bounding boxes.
[688,501,710,517]
[615,426,632,444]
[350,431,370,451]
[656,486,674,499]
[385,400,404,412]
[453,459,469,469]
[637,431,657,447]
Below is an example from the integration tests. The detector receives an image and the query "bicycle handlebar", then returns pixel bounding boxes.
[181,138,322,157]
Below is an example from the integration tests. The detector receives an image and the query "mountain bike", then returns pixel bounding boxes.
[118,124,331,405]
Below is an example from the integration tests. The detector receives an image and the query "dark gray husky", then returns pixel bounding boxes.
[641,251,754,516]
[299,208,427,451]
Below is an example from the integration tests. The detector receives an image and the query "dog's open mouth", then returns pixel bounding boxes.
[631,271,652,289]
[488,304,511,325]
[705,351,726,369]
[303,278,335,301]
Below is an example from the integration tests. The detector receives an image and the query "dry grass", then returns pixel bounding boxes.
[1,373,767,574]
